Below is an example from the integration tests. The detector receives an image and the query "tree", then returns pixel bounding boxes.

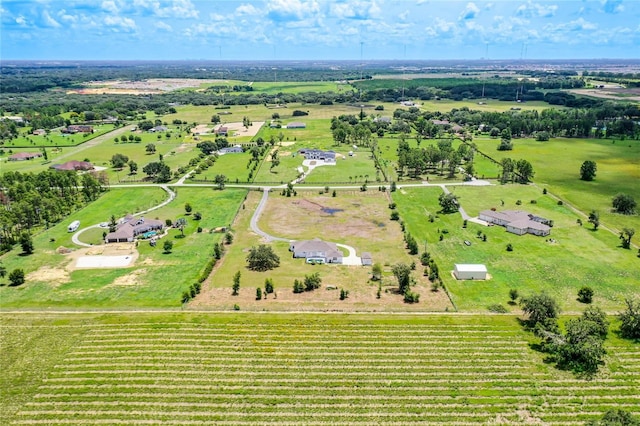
[19,232,34,255]
[256,287,263,300]
[246,245,280,271]
[520,292,560,329]
[110,153,129,169]
[588,210,600,230]
[580,160,597,181]
[515,159,535,183]
[175,217,187,237]
[578,286,594,304]
[582,306,609,340]
[391,263,412,295]
[128,160,138,175]
[214,174,226,190]
[619,228,635,249]
[612,194,637,215]
[184,203,192,214]
[224,231,233,245]
[552,316,607,374]
[371,263,383,281]
[586,409,640,426]
[438,192,459,214]
[163,240,173,253]
[0,262,6,279]
[619,298,640,340]
[145,143,156,154]
[264,278,274,294]
[232,271,241,295]
[509,289,519,304]
[8,269,25,286]
[108,215,118,233]
[142,162,171,183]
[293,279,304,293]
[304,272,322,291]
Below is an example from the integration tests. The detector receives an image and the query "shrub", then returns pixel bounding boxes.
[488,304,509,313]
[339,288,349,300]
[256,287,263,300]
[8,268,25,287]
[506,243,513,252]
[578,286,594,304]
[404,291,420,303]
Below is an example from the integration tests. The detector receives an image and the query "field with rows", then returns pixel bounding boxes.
[2,313,639,425]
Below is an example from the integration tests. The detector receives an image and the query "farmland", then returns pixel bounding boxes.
[393,185,640,312]
[2,313,639,425]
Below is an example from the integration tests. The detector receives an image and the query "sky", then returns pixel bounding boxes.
[1,0,639,61]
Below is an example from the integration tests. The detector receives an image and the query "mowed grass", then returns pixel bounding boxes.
[7,124,117,148]
[393,185,640,312]
[0,187,247,308]
[2,313,639,425]
[472,135,640,232]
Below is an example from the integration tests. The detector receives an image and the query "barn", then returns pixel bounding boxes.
[454,264,488,280]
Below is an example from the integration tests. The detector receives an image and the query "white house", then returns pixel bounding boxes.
[289,239,343,264]
[479,210,551,237]
[454,264,487,280]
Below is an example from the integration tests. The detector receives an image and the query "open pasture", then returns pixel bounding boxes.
[393,185,640,312]
[7,124,117,148]
[197,190,452,312]
[0,187,247,308]
[2,313,639,425]
[472,135,640,232]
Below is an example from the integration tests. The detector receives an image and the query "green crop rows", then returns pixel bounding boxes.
[2,314,639,425]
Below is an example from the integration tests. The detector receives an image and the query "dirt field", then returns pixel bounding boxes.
[216,121,265,138]
[67,78,225,95]
[567,87,640,101]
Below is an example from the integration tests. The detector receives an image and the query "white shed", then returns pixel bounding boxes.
[454,264,487,280]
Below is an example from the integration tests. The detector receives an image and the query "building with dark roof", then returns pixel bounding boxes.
[105,216,164,243]
[290,239,343,264]
[298,148,336,163]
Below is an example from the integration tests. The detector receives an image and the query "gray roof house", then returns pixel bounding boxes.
[361,252,373,266]
[286,122,306,129]
[479,210,551,236]
[298,148,336,163]
[218,145,244,154]
[290,239,343,264]
[105,216,164,243]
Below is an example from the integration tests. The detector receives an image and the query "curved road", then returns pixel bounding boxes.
[72,185,176,247]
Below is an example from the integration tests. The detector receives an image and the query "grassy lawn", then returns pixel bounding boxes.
[0,187,247,308]
[6,124,117,148]
[393,185,640,313]
[196,190,452,312]
[2,312,638,425]
[472,135,640,232]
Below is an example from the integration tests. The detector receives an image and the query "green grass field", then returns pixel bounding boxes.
[472,135,640,232]
[393,185,640,312]
[5,124,117,148]
[0,187,247,308]
[2,313,638,425]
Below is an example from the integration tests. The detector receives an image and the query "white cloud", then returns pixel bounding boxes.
[267,0,320,21]
[154,21,172,31]
[236,4,260,15]
[425,18,457,38]
[330,1,380,20]
[132,0,199,19]
[516,1,558,18]
[210,13,225,21]
[459,2,480,20]
[15,15,27,26]
[104,15,137,32]
[102,1,119,14]
[398,10,409,21]
[42,10,61,28]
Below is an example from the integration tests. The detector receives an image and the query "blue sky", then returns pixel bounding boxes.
[1,0,639,60]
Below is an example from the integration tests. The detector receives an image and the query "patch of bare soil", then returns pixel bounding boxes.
[27,266,71,286]
[64,243,139,272]
[217,121,265,138]
[191,124,211,134]
[108,269,147,287]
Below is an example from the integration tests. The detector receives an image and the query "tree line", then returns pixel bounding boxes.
[0,170,105,252]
